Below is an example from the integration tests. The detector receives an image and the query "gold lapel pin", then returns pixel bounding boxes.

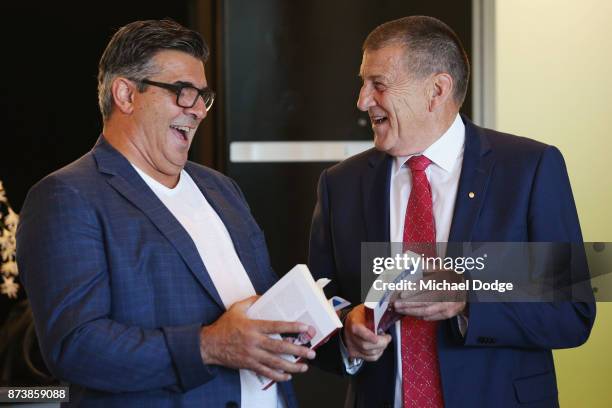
[468,192,475,199]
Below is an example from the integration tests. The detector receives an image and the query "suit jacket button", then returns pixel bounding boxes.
[226,402,238,408]
[477,336,486,343]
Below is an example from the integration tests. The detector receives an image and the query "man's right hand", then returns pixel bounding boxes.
[343,304,392,362]
[199,296,316,382]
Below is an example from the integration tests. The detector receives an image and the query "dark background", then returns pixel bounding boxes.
[221,0,472,281]
[0,1,193,213]
[0,1,472,405]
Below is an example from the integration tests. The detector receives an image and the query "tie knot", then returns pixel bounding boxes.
[407,155,432,171]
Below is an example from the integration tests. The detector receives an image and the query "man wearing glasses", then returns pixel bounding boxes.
[16,19,313,407]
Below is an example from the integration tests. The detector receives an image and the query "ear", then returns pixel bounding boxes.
[427,73,453,112]
[111,77,137,115]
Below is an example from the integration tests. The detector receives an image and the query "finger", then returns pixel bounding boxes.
[394,300,434,310]
[236,295,261,308]
[399,289,426,299]
[357,345,387,362]
[251,361,292,383]
[261,336,316,360]
[345,334,386,359]
[349,323,381,344]
[256,349,309,374]
[407,303,441,317]
[410,302,463,320]
[421,303,464,321]
[348,333,391,358]
[398,290,436,302]
[259,320,312,335]
[358,334,392,352]
[394,302,439,318]
[394,302,427,315]
[360,343,389,356]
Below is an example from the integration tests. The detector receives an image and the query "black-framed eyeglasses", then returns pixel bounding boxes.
[139,79,215,111]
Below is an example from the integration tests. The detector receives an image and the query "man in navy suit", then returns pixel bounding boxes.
[308,16,595,407]
[17,19,314,407]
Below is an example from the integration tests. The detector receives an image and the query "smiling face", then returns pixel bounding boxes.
[128,49,207,184]
[357,43,433,156]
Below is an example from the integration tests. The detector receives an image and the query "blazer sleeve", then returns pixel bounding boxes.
[16,176,217,393]
[308,169,353,374]
[463,146,596,349]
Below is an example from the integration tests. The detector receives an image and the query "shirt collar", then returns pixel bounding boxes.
[130,163,187,194]
[393,113,465,175]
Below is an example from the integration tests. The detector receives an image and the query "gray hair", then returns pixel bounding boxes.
[363,15,470,106]
[97,19,209,121]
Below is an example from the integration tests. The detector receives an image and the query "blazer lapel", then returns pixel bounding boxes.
[448,116,495,243]
[362,150,393,243]
[185,164,274,295]
[92,138,224,309]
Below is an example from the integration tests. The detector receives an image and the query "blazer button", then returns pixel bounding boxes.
[477,336,487,344]
[226,402,239,408]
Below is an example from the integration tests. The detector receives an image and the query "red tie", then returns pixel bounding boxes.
[401,155,444,408]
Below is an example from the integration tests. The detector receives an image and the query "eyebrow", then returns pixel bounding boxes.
[174,80,208,90]
[175,80,195,87]
[358,73,387,82]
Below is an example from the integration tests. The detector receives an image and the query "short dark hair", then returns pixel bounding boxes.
[97,19,209,121]
[363,16,470,106]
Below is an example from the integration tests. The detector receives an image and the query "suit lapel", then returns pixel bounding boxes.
[448,117,495,243]
[185,164,274,295]
[92,138,224,309]
[362,150,392,243]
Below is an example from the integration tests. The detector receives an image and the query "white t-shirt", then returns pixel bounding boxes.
[133,165,284,408]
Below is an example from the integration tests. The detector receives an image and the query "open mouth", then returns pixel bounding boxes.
[371,115,388,126]
[170,124,191,141]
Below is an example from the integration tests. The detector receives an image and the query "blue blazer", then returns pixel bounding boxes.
[308,116,595,408]
[17,137,297,408]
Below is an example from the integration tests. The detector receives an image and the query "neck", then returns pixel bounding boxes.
[394,110,458,156]
[431,110,458,140]
[418,108,458,150]
[103,118,181,188]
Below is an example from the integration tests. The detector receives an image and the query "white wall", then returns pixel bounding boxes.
[495,1,612,406]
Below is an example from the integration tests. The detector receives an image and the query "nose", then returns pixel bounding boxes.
[357,83,375,112]
[184,95,207,120]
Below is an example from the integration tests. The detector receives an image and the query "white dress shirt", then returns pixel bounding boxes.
[132,165,285,408]
[340,115,467,390]
[389,113,465,407]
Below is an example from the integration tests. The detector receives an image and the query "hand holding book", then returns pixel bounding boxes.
[342,304,392,362]
[246,264,344,389]
[199,295,316,384]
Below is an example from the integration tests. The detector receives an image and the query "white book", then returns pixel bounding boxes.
[247,264,343,389]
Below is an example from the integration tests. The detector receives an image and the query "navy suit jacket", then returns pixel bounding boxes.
[308,116,595,408]
[17,137,297,408]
